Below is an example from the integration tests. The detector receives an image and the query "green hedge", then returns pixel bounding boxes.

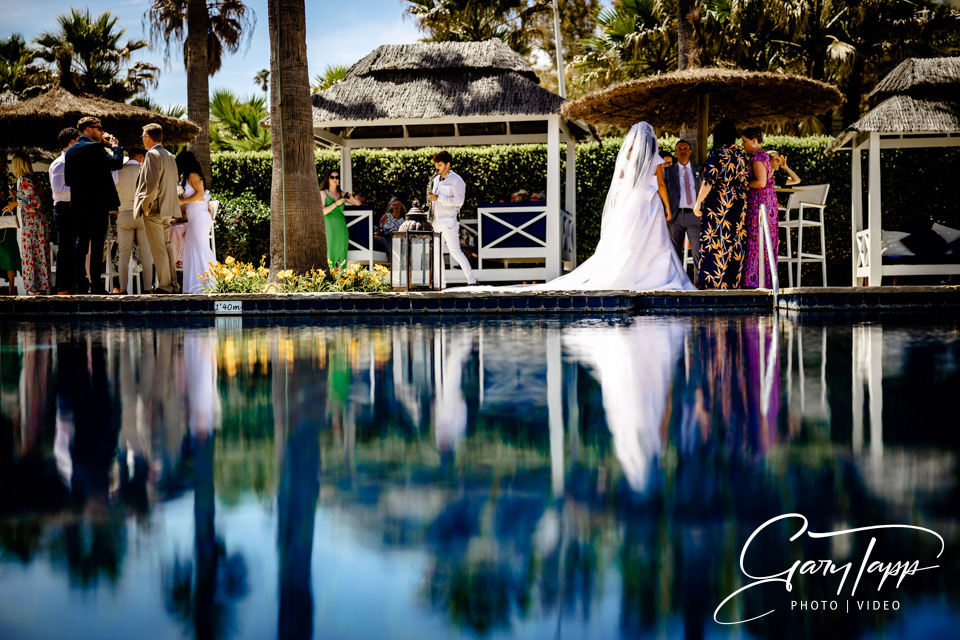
[211,190,271,264]
[211,140,959,285]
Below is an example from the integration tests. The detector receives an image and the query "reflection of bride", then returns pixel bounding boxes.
[532,122,695,291]
[564,318,689,492]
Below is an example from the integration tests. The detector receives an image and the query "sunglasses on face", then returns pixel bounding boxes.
[330,175,340,179]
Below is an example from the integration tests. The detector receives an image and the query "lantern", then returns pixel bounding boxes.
[391,201,443,291]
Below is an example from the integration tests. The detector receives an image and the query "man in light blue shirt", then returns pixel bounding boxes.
[48,127,79,294]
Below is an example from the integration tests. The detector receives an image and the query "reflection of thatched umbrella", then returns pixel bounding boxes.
[0,86,201,152]
[561,68,843,163]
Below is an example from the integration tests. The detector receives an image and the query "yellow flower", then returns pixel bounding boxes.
[225,273,235,282]
[225,256,236,265]
[246,271,256,278]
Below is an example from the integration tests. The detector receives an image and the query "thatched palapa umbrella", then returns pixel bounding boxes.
[0,58,201,152]
[562,67,843,164]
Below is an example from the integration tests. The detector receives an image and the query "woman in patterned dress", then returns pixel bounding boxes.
[692,120,750,289]
[2,154,49,295]
[741,127,780,288]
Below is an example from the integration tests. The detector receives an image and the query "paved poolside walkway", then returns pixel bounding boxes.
[1,286,957,317]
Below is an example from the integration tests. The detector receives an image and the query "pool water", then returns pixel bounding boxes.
[1,315,958,639]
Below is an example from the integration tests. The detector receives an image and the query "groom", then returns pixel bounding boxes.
[134,123,179,294]
[662,140,701,277]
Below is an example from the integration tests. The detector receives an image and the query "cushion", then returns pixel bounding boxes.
[881,230,914,257]
[901,228,949,257]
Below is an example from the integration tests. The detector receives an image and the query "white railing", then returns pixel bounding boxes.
[344,207,386,269]
[561,208,576,269]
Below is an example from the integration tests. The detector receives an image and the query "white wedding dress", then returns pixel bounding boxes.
[564,317,689,493]
[181,183,216,294]
[527,122,696,292]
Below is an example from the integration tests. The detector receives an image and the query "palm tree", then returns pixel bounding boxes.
[268,0,326,274]
[0,33,52,97]
[575,0,676,87]
[309,64,349,93]
[209,88,271,151]
[253,68,269,92]
[404,0,552,56]
[144,0,255,187]
[33,9,159,102]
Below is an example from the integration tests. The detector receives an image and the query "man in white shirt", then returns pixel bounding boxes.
[426,150,476,286]
[48,127,79,294]
[115,147,153,294]
[661,140,702,283]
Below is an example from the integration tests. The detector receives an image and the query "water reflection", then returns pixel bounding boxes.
[1,315,958,639]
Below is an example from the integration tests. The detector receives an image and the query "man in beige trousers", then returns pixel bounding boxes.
[115,147,153,293]
[134,123,180,294]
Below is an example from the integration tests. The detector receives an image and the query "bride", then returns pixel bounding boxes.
[177,151,216,294]
[531,121,695,291]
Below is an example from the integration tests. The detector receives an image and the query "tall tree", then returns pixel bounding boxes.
[253,68,269,92]
[33,9,159,102]
[145,0,255,185]
[404,0,552,55]
[267,0,326,275]
[0,33,51,97]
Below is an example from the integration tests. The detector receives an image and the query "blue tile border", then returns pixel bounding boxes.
[1,286,957,318]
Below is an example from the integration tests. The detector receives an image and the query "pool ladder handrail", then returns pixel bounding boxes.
[757,203,779,312]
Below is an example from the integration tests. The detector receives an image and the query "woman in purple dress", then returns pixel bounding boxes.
[741,127,779,288]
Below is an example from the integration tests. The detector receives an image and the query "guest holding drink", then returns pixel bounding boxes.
[320,170,359,268]
[769,151,801,187]
[741,127,780,288]
[693,119,750,289]
[3,153,50,295]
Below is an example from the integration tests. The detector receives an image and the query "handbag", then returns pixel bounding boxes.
[0,213,19,229]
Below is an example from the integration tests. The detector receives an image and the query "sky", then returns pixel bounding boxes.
[0,0,423,106]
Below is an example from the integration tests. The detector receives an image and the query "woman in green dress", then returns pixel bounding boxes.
[320,170,360,268]
[0,159,22,294]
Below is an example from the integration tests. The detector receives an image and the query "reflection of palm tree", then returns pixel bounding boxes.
[273,331,322,640]
[163,330,246,640]
[163,433,248,640]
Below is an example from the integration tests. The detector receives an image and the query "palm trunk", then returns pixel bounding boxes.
[268,0,326,275]
[677,0,697,71]
[185,0,212,184]
[843,55,866,127]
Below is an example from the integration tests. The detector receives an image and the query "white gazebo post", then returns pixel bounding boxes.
[867,132,882,286]
[546,114,561,279]
[565,127,577,268]
[850,136,864,286]
[340,145,353,193]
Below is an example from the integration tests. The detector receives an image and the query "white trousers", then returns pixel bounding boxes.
[438,226,475,285]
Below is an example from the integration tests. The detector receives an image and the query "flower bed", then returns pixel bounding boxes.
[200,256,391,294]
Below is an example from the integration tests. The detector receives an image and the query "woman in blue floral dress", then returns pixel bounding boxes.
[3,154,50,295]
[693,120,750,289]
[741,127,780,288]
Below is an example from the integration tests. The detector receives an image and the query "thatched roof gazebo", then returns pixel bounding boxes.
[826,57,960,286]
[301,39,592,282]
[0,85,201,151]
[562,67,843,164]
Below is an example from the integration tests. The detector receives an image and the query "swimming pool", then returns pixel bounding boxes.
[1,315,957,639]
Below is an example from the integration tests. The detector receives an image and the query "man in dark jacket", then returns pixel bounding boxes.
[64,116,123,294]
[662,140,702,282]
